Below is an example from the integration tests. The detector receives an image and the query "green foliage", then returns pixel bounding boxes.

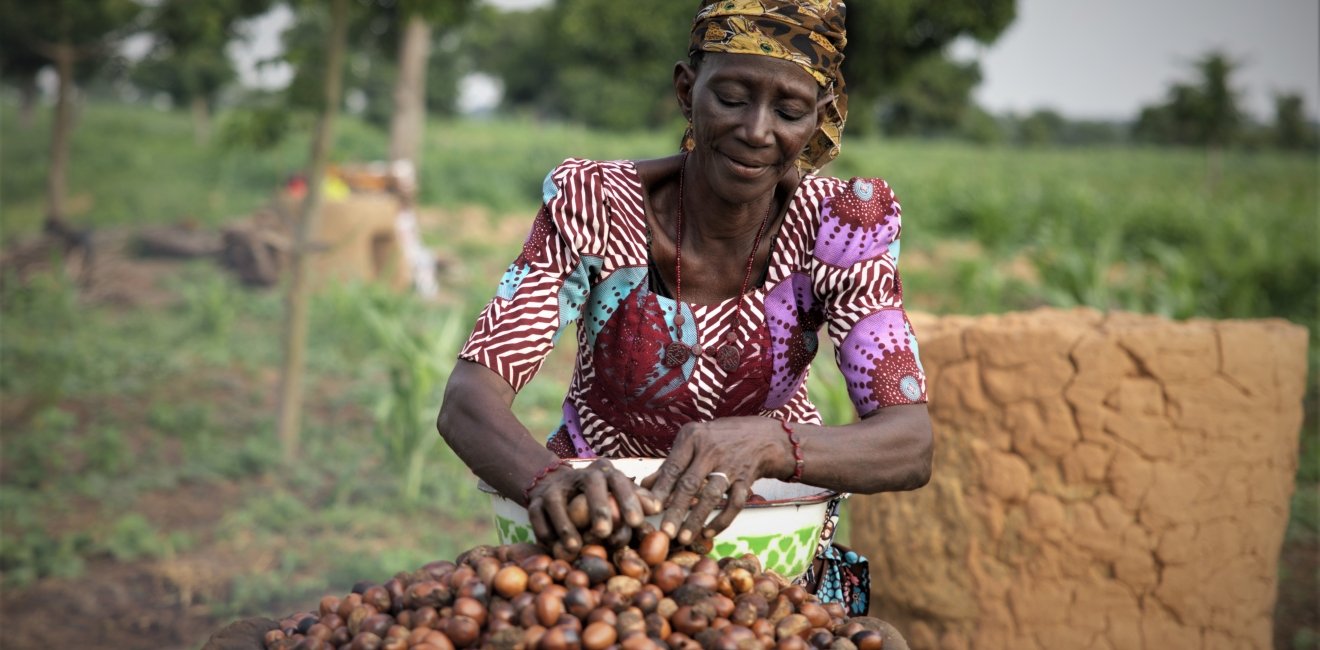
[1134,50,1244,147]
[842,0,1015,130]
[465,0,693,129]
[1272,93,1320,151]
[132,0,272,115]
[0,0,143,55]
[280,0,472,126]
[880,56,983,138]
[99,513,191,562]
[0,528,90,587]
[360,289,465,503]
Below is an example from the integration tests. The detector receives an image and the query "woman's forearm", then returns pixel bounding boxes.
[436,360,563,505]
[778,403,933,494]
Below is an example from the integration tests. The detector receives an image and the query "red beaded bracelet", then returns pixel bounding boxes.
[523,459,571,503]
[780,418,804,482]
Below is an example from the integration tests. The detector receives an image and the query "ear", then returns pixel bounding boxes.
[815,92,834,126]
[674,61,697,120]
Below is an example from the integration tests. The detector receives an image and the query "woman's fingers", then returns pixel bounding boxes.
[528,495,553,544]
[677,472,730,545]
[607,468,647,528]
[541,485,584,553]
[642,428,696,501]
[583,461,616,540]
[659,465,708,539]
[702,478,749,539]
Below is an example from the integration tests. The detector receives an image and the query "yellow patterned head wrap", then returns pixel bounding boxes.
[684,0,848,173]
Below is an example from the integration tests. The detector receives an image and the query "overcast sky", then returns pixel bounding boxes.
[965,0,1319,120]
[236,0,1320,121]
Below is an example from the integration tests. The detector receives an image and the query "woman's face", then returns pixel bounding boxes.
[678,53,825,205]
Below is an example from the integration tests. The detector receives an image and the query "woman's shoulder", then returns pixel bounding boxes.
[799,173,898,211]
[539,158,647,259]
[798,173,903,269]
[542,158,643,201]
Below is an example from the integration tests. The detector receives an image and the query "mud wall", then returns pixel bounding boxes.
[848,308,1309,650]
[276,193,409,292]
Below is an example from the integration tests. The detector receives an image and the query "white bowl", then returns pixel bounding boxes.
[478,458,836,581]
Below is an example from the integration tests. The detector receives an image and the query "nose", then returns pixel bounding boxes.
[738,104,775,148]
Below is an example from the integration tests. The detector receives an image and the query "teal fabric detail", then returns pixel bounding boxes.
[584,266,647,345]
[496,262,531,300]
[542,170,560,204]
[557,255,602,343]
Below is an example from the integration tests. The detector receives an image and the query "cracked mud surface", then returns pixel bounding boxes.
[850,308,1309,650]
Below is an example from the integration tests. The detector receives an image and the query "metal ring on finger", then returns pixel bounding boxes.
[706,472,729,484]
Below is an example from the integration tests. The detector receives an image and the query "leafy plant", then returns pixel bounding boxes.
[98,513,189,562]
[360,293,465,503]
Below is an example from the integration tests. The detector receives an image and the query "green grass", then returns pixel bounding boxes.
[1,97,1315,640]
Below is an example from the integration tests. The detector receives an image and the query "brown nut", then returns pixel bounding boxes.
[535,590,565,627]
[582,620,618,650]
[361,613,394,638]
[777,636,810,650]
[645,612,672,639]
[670,605,708,637]
[799,602,830,629]
[568,494,592,529]
[452,596,487,626]
[650,561,686,594]
[637,531,670,567]
[444,615,481,648]
[851,630,884,650]
[606,575,643,599]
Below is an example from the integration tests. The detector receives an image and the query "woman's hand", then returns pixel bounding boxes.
[526,459,660,553]
[641,417,789,547]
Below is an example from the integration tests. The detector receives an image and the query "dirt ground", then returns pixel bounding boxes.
[0,229,1313,650]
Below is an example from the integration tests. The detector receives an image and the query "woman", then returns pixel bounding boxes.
[438,0,932,616]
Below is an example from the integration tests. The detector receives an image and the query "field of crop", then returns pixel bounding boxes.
[1,99,1315,648]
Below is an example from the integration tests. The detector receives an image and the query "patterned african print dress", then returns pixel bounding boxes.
[459,158,927,614]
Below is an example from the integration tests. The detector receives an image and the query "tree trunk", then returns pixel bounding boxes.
[191,96,212,145]
[44,43,76,234]
[276,0,350,459]
[388,13,431,166]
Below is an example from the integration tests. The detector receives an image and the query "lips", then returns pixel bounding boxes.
[721,152,775,179]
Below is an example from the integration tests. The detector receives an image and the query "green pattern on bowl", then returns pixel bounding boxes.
[710,523,821,578]
[496,515,536,545]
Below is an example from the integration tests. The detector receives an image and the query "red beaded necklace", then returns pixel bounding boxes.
[661,153,774,373]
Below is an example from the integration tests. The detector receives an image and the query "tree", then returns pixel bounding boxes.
[465,0,693,130]
[1131,50,1244,186]
[0,0,143,242]
[388,1,473,169]
[879,55,982,137]
[468,0,1015,135]
[132,0,273,144]
[843,0,1016,133]
[276,0,351,458]
[1133,50,1244,149]
[1272,92,1318,151]
[1190,52,1242,150]
[1016,108,1065,146]
[281,0,470,130]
